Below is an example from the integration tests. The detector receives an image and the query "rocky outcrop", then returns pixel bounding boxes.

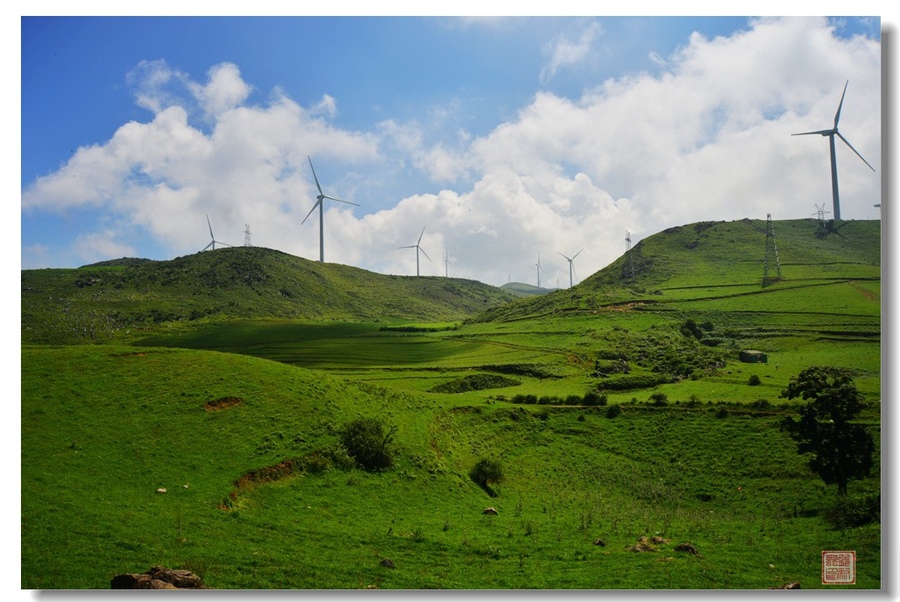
[110,566,205,589]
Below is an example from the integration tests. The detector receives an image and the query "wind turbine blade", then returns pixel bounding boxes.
[836,131,876,172]
[420,247,432,262]
[398,244,416,249]
[301,200,322,225]
[558,251,571,261]
[207,215,214,239]
[323,195,359,207]
[573,249,583,260]
[791,129,833,136]
[308,156,324,196]
[203,241,213,251]
[417,226,426,245]
[834,80,849,129]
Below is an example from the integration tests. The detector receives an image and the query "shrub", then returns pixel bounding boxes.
[748,374,762,386]
[583,391,607,406]
[339,418,396,472]
[605,404,622,419]
[649,392,668,406]
[470,458,504,496]
[823,493,880,529]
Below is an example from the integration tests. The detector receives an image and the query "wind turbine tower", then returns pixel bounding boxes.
[625,231,635,278]
[303,156,359,263]
[244,224,253,247]
[444,248,451,278]
[792,80,876,221]
[558,249,583,288]
[399,226,431,276]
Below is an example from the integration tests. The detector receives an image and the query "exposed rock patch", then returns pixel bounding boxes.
[205,396,243,412]
[111,566,204,589]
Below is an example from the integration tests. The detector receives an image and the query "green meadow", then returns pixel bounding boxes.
[21,218,881,589]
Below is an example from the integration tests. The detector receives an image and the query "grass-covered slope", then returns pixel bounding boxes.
[21,344,881,589]
[477,218,880,322]
[21,247,516,343]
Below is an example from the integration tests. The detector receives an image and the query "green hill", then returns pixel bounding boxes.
[476,218,880,323]
[21,246,517,344]
[20,217,882,589]
[500,282,557,297]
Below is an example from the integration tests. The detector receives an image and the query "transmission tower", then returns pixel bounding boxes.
[812,204,829,236]
[625,231,634,278]
[763,214,781,286]
[244,224,252,247]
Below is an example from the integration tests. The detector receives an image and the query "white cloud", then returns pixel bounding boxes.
[188,63,253,120]
[539,21,603,84]
[72,230,136,265]
[22,18,881,288]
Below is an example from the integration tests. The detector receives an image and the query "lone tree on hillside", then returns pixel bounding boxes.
[340,417,397,472]
[780,366,874,495]
[469,457,504,497]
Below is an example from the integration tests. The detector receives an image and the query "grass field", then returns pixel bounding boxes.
[21,218,882,590]
[21,344,881,589]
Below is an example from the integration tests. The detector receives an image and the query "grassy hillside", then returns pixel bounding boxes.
[21,246,516,344]
[477,218,879,322]
[21,217,881,589]
[21,344,881,589]
[500,282,557,297]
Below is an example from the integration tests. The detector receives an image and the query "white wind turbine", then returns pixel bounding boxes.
[535,253,544,288]
[444,248,451,278]
[558,249,583,288]
[202,215,232,251]
[302,156,359,263]
[792,80,876,221]
[399,226,431,276]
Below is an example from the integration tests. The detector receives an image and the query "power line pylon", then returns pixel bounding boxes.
[763,214,781,287]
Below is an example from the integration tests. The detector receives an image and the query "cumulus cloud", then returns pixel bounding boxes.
[22,18,881,288]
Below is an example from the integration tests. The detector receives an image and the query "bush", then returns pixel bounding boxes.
[823,493,880,529]
[339,418,396,472]
[748,374,761,386]
[583,391,608,406]
[605,404,622,419]
[649,392,668,406]
[470,458,504,495]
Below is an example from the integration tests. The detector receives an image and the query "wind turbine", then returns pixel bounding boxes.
[792,80,876,221]
[444,248,451,278]
[535,253,544,288]
[558,249,583,288]
[302,156,359,262]
[399,226,431,276]
[202,215,232,251]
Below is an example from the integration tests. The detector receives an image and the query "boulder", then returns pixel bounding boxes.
[674,542,699,555]
[111,566,204,589]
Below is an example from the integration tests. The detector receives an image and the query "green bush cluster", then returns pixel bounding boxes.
[469,458,504,496]
[510,391,607,406]
[339,418,396,472]
[823,493,880,529]
[430,373,521,393]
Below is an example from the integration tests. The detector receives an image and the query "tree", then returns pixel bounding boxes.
[340,417,396,472]
[780,367,874,495]
[469,458,504,496]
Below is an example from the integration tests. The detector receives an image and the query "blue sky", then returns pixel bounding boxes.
[19,11,886,287]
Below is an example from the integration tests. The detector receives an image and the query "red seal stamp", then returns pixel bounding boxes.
[822,550,856,585]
